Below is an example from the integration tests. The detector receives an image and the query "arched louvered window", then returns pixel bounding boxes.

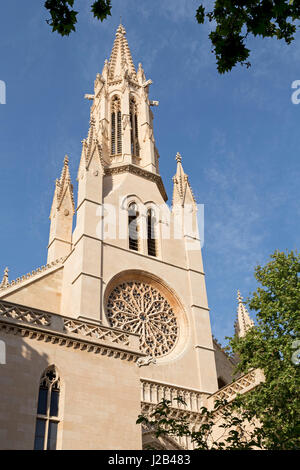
[130,98,139,156]
[128,203,139,252]
[34,365,60,450]
[147,208,157,257]
[111,96,122,155]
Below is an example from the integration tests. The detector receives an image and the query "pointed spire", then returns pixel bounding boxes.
[109,23,137,80]
[0,267,9,289]
[78,117,105,175]
[235,290,255,338]
[48,156,75,263]
[172,152,196,207]
[52,155,75,214]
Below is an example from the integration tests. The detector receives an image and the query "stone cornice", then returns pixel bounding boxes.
[0,300,143,362]
[207,369,264,410]
[105,164,168,202]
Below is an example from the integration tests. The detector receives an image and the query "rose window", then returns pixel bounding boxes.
[106,281,178,357]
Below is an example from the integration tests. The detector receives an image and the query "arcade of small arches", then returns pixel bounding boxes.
[128,201,158,258]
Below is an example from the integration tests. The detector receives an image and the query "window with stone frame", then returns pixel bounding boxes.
[128,202,140,252]
[147,208,157,257]
[111,95,122,155]
[33,365,60,450]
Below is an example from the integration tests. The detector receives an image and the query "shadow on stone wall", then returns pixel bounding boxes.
[0,329,50,449]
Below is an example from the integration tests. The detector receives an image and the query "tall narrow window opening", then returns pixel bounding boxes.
[128,203,139,252]
[111,96,122,155]
[34,366,60,450]
[147,209,157,257]
[111,112,116,155]
[130,98,139,156]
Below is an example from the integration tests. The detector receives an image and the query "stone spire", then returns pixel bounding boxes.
[47,155,75,263]
[109,23,137,80]
[55,155,75,212]
[235,290,255,338]
[172,152,196,208]
[0,267,9,289]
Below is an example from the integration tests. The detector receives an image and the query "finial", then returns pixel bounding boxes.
[116,22,126,36]
[0,267,9,289]
[235,289,254,337]
[176,152,182,163]
[64,154,69,165]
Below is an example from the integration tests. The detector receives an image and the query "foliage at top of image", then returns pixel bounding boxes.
[44,1,300,74]
[196,0,300,73]
[44,0,111,36]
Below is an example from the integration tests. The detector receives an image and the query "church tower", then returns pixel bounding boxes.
[58,23,218,393]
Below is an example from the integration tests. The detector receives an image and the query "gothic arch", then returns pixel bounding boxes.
[110,94,122,155]
[33,364,64,450]
[145,204,159,258]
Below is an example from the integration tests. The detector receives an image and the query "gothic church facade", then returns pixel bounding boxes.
[0,25,256,450]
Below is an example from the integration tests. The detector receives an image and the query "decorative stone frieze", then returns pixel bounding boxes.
[0,300,142,362]
[0,301,51,326]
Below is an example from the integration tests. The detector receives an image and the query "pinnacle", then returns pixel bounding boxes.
[172,152,196,207]
[235,289,254,337]
[237,289,243,303]
[116,23,126,36]
[0,267,9,289]
[176,152,182,163]
[60,154,71,185]
[109,22,136,79]
[52,155,75,214]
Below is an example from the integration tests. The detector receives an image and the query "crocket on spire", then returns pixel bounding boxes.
[109,23,137,80]
[235,290,255,338]
[172,152,196,208]
[0,267,9,289]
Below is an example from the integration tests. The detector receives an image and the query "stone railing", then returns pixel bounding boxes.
[140,372,264,449]
[140,379,210,450]
[207,369,264,409]
[140,378,208,413]
[63,318,132,347]
[0,300,52,326]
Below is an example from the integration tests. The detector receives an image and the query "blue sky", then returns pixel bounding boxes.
[0,1,299,344]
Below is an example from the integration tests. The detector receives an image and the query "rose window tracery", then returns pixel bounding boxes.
[106,281,178,357]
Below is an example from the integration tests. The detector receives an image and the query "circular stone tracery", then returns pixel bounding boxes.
[106,281,178,357]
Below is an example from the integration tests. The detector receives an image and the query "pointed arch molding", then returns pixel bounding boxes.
[104,270,189,363]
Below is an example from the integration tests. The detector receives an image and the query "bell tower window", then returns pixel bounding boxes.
[34,365,61,450]
[128,203,139,252]
[130,98,139,157]
[111,96,122,155]
[147,209,157,257]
